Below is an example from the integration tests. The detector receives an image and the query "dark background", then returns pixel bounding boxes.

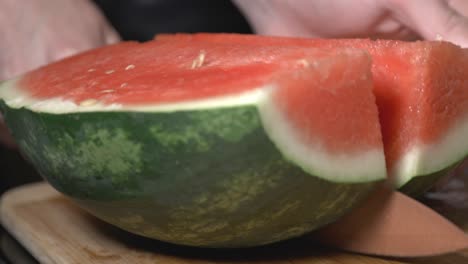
[94,0,252,41]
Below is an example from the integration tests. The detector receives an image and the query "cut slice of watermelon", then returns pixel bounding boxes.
[156,33,468,196]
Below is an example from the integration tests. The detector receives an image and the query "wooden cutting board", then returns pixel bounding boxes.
[1,182,468,264]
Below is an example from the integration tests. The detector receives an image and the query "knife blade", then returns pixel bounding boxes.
[311,183,468,257]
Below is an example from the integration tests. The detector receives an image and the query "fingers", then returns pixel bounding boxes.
[48,23,121,62]
[386,0,468,47]
[51,48,81,61]
[231,0,279,35]
[447,0,468,17]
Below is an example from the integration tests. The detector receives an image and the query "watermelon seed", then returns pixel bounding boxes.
[191,51,206,69]
[297,59,310,67]
[105,70,115,74]
[100,89,115,94]
[436,33,443,41]
[73,76,86,81]
[80,99,99,106]
[87,68,96,72]
[120,83,128,88]
[125,64,135,70]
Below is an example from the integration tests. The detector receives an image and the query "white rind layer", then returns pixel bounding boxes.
[0,79,386,183]
[257,88,387,183]
[393,114,468,187]
[0,79,266,113]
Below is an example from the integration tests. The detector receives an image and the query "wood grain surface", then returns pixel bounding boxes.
[1,181,468,264]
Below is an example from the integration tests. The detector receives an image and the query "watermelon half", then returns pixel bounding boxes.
[156,33,468,197]
[0,39,386,247]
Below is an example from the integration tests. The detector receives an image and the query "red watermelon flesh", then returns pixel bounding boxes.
[5,40,385,170]
[18,40,350,105]
[262,51,382,156]
[156,33,468,193]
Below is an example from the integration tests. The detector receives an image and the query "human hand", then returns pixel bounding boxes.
[0,0,120,80]
[0,0,120,147]
[233,0,468,47]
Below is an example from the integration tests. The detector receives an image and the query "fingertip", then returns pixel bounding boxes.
[429,18,468,47]
[105,28,121,45]
[56,48,80,59]
[387,0,468,47]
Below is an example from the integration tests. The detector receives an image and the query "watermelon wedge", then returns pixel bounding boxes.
[0,40,386,247]
[156,33,468,196]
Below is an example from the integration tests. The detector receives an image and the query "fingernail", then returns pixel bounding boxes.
[56,48,79,60]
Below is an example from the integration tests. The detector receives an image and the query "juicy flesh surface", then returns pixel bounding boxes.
[157,33,468,176]
[364,42,468,176]
[15,39,383,157]
[271,53,382,154]
[19,42,276,105]
[20,41,340,105]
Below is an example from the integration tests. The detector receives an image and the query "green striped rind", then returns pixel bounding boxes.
[399,166,457,198]
[399,159,466,198]
[394,116,468,197]
[0,100,379,247]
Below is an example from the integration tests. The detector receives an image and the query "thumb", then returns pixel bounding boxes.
[386,0,468,47]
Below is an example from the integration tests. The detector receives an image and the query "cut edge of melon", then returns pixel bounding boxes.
[0,79,266,113]
[258,86,387,184]
[392,114,468,188]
